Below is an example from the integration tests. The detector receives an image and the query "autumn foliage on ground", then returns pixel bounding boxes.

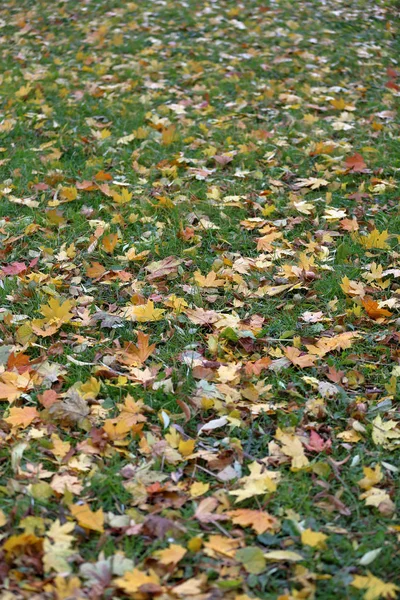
[0,0,399,599]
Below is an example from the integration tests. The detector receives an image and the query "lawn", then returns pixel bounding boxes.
[0,0,399,598]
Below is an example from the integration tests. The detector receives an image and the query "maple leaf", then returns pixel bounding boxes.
[117,331,156,366]
[101,232,119,254]
[227,509,279,534]
[194,270,225,287]
[357,229,390,250]
[32,297,74,336]
[372,415,400,449]
[275,428,309,470]
[116,395,147,427]
[48,390,90,427]
[203,535,241,558]
[351,572,399,600]
[340,275,366,298]
[43,520,75,574]
[284,346,317,368]
[301,529,328,549]
[0,371,36,402]
[195,497,228,524]
[362,297,393,320]
[123,300,165,322]
[358,465,383,490]
[294,177,329,189]
[359,488,395,516]
[79,377,101,399]
[146,256,183,281]
[154,543,186,565]
[230,462,279,503]
[111,187,132,204]
[4,406,39,429]
[345,153,368,172]
[115,568,162,595]
[161,124,177,145]
[70,503,104,533]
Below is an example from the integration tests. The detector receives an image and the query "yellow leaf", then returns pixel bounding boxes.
[179,438,196,457]
[112,187,133,204]
[358,229,390,250]
[101,233,119,254]
[154,543,187,565]
[115,568,161,595]
[264,550,304,562]
[228,509,279,535]
[351,572,399,600]
[358,465,383,490]
[0,509,6,527]
[70,503,104,533]
[194,270,225,288]
[190,482,210,498]
[162,124,177,145]
[203,535,241,558]
[340,276,366,298]
[230,462,279,503]
[275,428,309,470]
[50,434,71,459]
[124,300,165,322]
[39,297,74,326]
[301,529,328,549]
[79,377,101,399]
[4,406,39,429]
[60,187,78,202]
[372,415,400,449]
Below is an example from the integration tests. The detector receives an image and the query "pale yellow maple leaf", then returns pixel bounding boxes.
[359,487,395,515]
[115,568,161,595]
[154,543,186,565]
[275,428,309,470]
[203,535,241,558]
[123,300,165,322]
[194,270,225,287]
[70,504,104,533]
[340,276,366,298]
[351,571,399,600]
[294,177,329,190]
[43,520,75,574]
[372,415,400,449]
[230,462,279,503]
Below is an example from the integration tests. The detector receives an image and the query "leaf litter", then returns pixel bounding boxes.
[0,0,399,599]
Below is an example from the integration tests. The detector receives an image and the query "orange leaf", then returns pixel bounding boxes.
[345,153,367,172]
[161,124,177,145]
[284,346,317,368]
[86,262,107,278]
[362,297,393,320]
[227,509,279,535]
[154,543,187,565]
[94,170,113,181]
[101,233,119,254]
[4,406,39,429]
[70,503,104,532]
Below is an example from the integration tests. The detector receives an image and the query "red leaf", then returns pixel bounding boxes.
[2,262,27,275]
[345,153,368,172]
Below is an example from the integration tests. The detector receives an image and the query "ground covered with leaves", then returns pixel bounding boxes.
[0,0,399,598]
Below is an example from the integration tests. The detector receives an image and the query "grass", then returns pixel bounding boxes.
[0,0,399,598]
